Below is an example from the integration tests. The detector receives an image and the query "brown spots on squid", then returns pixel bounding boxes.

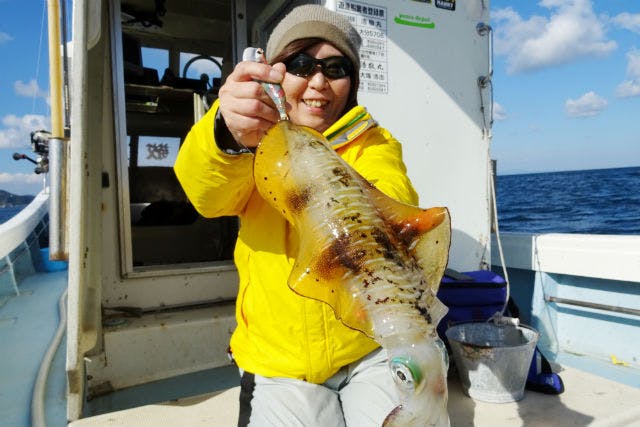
[315,233,367,277]
[326,196,340,208]
[286,186,312,214]
[371,227,400,263]
[393,221,419,246]
[332,167,352,187]
[371,228,393,257]
[343,212,363,224]
[417,302,432,323]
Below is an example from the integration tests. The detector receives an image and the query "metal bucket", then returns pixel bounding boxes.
[445,322,539,403]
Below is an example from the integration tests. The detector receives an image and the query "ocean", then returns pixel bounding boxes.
[0,204,30,225]
[495,166,640,235]
[1,166,638,234]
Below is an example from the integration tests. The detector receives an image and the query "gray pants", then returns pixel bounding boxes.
[238,348,400,427]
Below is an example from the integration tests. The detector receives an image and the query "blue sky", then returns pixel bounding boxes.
[490,0,640,175]
[1,0,639,195]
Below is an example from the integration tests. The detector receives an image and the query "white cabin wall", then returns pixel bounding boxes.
[331,0,492,271]
[67,0,110,419]
[73,0,241,409]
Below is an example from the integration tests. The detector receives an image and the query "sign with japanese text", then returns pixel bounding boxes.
[336,1,388,94]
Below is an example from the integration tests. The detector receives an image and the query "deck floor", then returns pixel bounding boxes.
[0,270,68,427]
[4,271,640,427]
[68,363,640,427]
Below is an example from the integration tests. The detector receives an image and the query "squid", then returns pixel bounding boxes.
[254,122,451,427]
[248,46,451,425]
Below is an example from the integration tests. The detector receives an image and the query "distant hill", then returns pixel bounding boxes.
[0,190,35,208]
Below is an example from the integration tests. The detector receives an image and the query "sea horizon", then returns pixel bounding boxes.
[3,164,640,196]
[2,166,639,234]
[496,163,640,177]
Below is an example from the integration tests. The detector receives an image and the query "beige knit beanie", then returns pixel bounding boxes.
[266,5,361,71]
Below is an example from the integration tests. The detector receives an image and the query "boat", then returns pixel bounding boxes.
[1,1,639,426]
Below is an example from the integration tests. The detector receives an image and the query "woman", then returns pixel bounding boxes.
[174,5,419,426]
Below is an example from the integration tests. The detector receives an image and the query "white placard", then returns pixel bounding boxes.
[336,1,388,94]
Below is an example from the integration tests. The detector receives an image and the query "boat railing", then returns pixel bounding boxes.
[0,190,50,296]
[491,231,640,283]
[490,231,640,378]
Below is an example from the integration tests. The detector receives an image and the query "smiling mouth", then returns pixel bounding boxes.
[304,99,327,108]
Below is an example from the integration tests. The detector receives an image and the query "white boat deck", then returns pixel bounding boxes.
[70,364,640,427]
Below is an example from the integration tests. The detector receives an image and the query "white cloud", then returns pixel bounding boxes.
[0,172,44,196]
[493,102,507,121]
[615,49,640,98]
[0,172,43,185]
[493,0,617,74]
[565,91,608,117]
[627,49,640,76]
[14,79,49,101]
[0,31,12,43]
[611,12,640,34]
[0,114,50,148]
[616,80,640,97]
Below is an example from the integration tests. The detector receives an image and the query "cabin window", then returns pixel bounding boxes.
[115,2,238,272]
[180,52,223,82]
[141,47,169,80]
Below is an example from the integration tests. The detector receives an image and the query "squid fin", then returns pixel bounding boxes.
[363,181,451,294]
[289,234,374,336]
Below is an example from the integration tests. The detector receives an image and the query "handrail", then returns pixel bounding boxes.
[0,191,49,259]
[0,235,44,280]
[0,193,49,296]
[545,295,640,317]
[476,22,493,136]
[490,232,640,283]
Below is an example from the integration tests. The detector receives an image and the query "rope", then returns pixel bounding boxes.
[488,159,515,325]
[31,288,68,427]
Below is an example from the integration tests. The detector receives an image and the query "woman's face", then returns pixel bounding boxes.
[281,42,351,133]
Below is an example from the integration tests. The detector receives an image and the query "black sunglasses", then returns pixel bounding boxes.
[285,53,352,79]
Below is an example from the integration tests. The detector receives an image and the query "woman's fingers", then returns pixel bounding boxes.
[216,60,285,148]
[221,85,276,118]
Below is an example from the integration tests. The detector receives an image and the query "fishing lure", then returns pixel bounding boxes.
[242,47,289,121]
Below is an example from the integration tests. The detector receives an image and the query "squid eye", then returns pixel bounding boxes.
[390,357,422,391]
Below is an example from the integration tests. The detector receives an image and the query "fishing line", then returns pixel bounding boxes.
[489,159,511,319]
[33,1,47,115]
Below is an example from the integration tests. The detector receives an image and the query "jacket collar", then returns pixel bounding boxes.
[323,106,377,150]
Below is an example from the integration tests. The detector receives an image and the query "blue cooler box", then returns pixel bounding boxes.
[436,270,507,341]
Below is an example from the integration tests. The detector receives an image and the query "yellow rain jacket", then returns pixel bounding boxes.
[174,101,419,384]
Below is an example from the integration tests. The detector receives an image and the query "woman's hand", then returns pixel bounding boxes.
[217,61,286,148]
